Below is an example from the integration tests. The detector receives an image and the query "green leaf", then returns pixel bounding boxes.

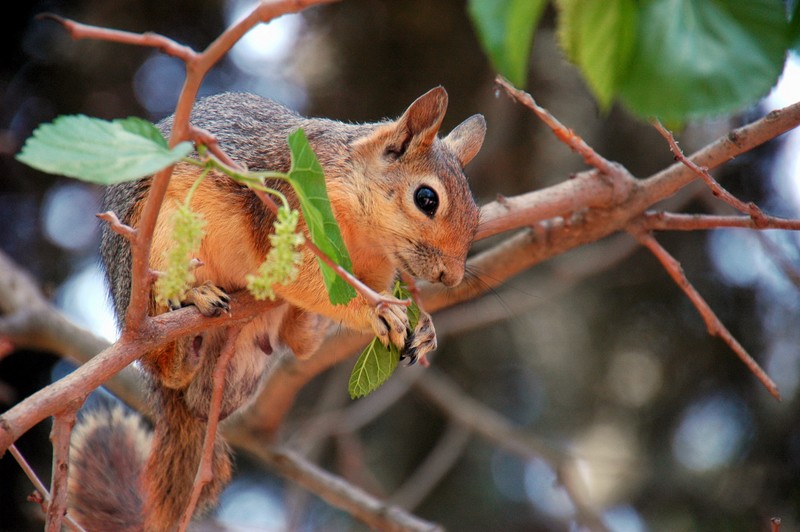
[16,115,192,184]
[395,281,420,330]
[286,128,356,305]
[348,281,420,399]
[348,338,401,400]
[791,0,800,53]
[556,0,637,110]
[114,116,169,148]
[618,0,790,122]
[467,0,548,87]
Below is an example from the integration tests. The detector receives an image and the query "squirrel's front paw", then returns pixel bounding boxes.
[402,311,437,367]
[173,281,231,317]
[370,296,410,348]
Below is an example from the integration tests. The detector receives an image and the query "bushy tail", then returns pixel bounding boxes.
[69,407,150,532]
[143,386,232,530]
[69,392,232,531]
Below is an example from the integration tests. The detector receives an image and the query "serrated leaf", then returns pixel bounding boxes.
[286,128,356,305]
[16,115,192,184]
[467,0,548,87]
[556,0,637,110]
[114,116,169,148]
[618,0,790,122]
[348,281,420,399]
[348,338,400,400]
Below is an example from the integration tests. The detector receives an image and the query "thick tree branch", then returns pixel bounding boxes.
[2,29,800,527]
[0,284,278,453]
[223,425,443,532]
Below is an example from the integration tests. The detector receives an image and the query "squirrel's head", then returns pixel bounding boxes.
[350,87,485,287]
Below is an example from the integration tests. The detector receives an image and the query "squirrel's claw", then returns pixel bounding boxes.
[403,311,436,367]
[371,296,409,348]
[181,281,231,317]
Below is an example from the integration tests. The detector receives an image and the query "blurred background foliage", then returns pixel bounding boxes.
[2,0,800,530]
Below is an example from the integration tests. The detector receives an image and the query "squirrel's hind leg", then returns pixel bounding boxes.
[280,306,330,359]
[144,282,231,389]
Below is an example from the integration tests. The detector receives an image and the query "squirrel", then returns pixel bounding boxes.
[67,86,485,530]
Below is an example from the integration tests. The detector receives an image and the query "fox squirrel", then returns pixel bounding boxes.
[68,86,485,530]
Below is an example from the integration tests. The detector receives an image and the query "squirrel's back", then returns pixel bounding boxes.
[100,92,376,323]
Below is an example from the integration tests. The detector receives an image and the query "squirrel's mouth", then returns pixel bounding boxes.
[394,253,422,280]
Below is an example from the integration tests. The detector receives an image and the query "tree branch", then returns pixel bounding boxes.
[628,228,780,399]
[638,212,800,232]
[650,118,771,223]
[414,369,607,532]
[223,425,443,532]
[10,444,86,532]
[388,423,471,510]
[496,76,617,175]
[178,328,241,532]
[46,408,80,532]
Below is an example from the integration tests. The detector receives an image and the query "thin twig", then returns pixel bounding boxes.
[651,119,756,214]
[178,327,242,531]
[643,100,800,208]
[224,433,444,532]
[638,211,800,232]
[756,233,800,288]
[388,423,471,510]
[495,76,616,175]
[46,407,81,532]
[629,228,780,399]
[650,118,770,222]
[9,444,87,532]
[414,369,607,532]
[10,444,50,505]
[95,211,137,239]
[37,13,197,61]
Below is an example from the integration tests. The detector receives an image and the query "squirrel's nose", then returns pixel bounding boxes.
[438,267,463,287]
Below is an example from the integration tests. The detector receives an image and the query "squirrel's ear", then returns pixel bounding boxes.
[444,114,486,168]
[385,86,448,159]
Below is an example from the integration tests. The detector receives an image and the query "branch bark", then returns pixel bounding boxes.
[2,16,800,529]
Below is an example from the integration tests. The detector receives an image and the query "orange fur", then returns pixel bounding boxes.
[76,87,486,531]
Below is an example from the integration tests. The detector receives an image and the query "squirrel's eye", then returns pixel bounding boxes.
[414,186,439,217]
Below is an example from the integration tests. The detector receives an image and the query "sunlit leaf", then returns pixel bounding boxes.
[557,0,637,110]
[16,115,191,184]
[618,0,789,121]
[467,0,548,87]
[286,128,356,305]
[114,116,169,148]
